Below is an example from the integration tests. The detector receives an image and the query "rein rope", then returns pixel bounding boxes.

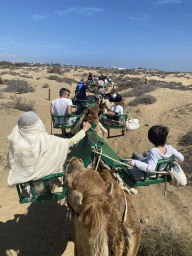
[91,145,129,223]
[91,147,170,174]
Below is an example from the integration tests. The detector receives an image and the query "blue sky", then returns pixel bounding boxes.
[0,0,192,71]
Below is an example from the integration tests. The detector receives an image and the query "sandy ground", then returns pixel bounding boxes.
[0,66,192,255]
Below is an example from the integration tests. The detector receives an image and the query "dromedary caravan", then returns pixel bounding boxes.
[66,157,141,256]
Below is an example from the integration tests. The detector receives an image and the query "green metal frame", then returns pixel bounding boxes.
[16,124,173,204]
[51,114,80,131]
[70,126,173,188]
[16,172,68,204]
[100,113,128,138]
[72,97,95,107]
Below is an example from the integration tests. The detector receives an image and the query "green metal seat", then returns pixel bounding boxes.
[70,127,173,188]
[16,124,173,204]
[100,113,128,138]
[16,172,68,204]
[51,113,81,133]
[72,97,95,108]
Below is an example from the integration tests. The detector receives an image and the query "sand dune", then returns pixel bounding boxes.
[0,65,192,255]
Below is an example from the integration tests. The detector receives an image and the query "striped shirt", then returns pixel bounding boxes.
[68,130,85,147]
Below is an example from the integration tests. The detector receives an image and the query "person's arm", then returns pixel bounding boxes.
[68,122,91,147]
[106,105,118,116]
[86,91,95,97]
[67,105,72,115]
[50,104,54,115]
[106,111,116,116]
[170,146,184,162]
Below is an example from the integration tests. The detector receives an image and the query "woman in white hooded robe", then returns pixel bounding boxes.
[7,111,91,195]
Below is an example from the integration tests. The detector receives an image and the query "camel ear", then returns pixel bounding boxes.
[106,182,114,196]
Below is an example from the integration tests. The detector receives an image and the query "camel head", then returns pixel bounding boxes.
[82,106,102,124]
[66,157,114,215]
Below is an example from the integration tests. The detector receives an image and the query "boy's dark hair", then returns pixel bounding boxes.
[148,125,169,147]
[59,88,70,97]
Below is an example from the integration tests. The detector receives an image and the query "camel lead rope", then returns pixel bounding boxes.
[95,147,102,172]
[122,189,128,223]
[164,175,167,197]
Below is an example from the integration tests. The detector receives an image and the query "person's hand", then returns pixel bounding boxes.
[82,121,91,132]
[127,159,132,166]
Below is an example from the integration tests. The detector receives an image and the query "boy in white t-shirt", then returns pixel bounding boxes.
[128,125,184,172]
[105,94,124,122]
[50,88,73,135]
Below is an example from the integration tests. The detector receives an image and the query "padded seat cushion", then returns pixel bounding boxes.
[127,167,164,180]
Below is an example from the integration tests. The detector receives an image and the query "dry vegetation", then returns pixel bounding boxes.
[128,95,157,106]
[0,62,192,255]
[0,76,4,84]
[47,65,62,75]
[8,95,35,112]
[2,80,35,94]
[42,83,49,88]
[138,219,192,256]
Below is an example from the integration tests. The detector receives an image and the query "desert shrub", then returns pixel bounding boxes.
[62,77,77,84]
[36,77,40,80]
[114,69,138,75]
[128,95,157,106]
[48,75,63,82]
[179,131,192,147]
[0,76,4,84]
[3,80,35,94]
[20,75,33,79]
[48,75,58,80]
[42,83,49,88]
[0,71,9,75]
[82,73,88,77]
[122,84,156,97]
[9,95,35,111]
[64,68,71,72]
[47,75,77,84]
[138,224,192,256]
[47,66,62,75]
[10,71,20,76]
[178,131,192,176]
[0,92,5,99]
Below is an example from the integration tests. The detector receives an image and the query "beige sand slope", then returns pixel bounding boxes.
[0,66,192,255]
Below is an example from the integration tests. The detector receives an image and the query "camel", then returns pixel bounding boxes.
[100,98,115,114]
[71,106,107,138]
[66,157,141,256]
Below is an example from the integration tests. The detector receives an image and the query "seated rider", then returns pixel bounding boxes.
[50,88,72,135]
[75,82,95,114]
[7,111,91,194]
[76,82,95,101]
[105,94,124,122]
[76,78,85,94]
[128,125,184,172]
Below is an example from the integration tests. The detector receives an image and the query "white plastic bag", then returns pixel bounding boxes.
[169,162,187,186]
[126,119,140,131]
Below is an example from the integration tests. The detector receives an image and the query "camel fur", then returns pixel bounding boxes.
[71,106,107,138]
[66,157,141,256]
